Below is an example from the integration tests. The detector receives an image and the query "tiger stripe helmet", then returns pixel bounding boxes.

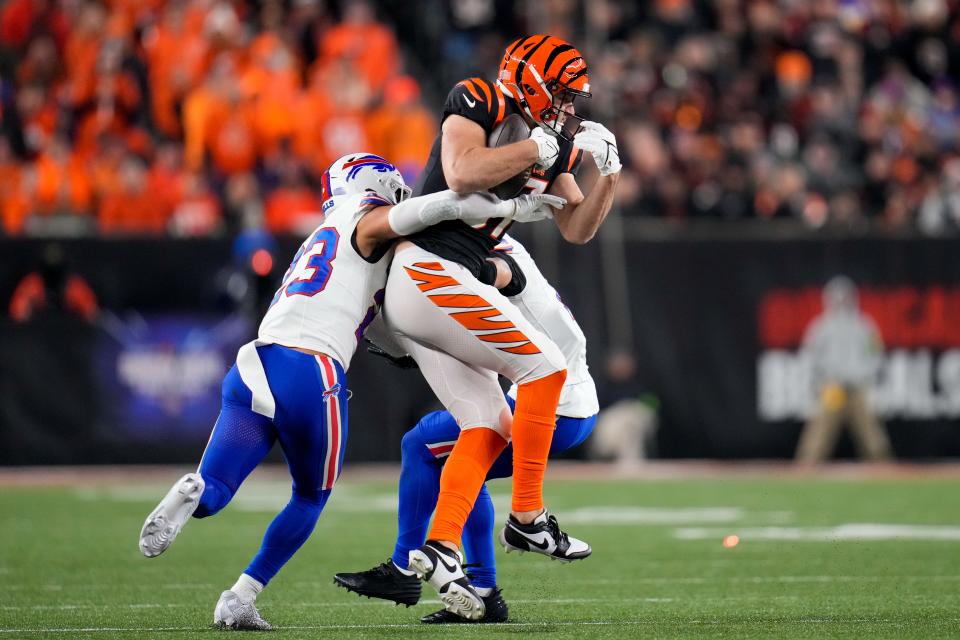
[497,35,591,139]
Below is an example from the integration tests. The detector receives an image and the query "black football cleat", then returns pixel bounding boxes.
[421,587,508,624]
[499,510,591,562]
[333,559,422,606]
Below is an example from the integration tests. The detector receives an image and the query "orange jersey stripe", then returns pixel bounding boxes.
[404,267,460,292]
[474,77,493,111]
[498,342,543,355]
[461,79,484,104]
[428,293,491,309]
[477,330,531,343]
[413,261,444,271]
[449,308,514,330]
[493,82,506,125]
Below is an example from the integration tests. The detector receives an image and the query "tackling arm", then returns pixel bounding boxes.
[354,190,565,258]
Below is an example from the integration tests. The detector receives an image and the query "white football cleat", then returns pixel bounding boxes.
[213,590,272,631]
[408,541,485,621]
[139,473,204,558]
[499,510,591,562]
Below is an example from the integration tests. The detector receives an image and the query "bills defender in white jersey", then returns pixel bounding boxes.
[137,153,562,631]
[335,232,598,623]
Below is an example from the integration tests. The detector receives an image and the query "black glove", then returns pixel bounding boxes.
[494,249,526,297]
[365,339,419,370]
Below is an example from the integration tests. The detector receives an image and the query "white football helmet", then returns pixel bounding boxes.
[321,153,411,209]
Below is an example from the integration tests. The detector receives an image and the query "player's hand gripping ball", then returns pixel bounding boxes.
[487,114,535,198]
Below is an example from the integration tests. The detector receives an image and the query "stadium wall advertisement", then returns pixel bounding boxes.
[1,235,959,464]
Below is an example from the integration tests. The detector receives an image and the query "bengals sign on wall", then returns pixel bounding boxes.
[757,287,960,420]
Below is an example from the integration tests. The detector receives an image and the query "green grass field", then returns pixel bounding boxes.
[2,466,959,639]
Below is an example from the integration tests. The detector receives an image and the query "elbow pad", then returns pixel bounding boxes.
[387,190,461,236]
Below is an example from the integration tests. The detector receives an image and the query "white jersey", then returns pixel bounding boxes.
[257,193,394,370]
[499,234,599,418]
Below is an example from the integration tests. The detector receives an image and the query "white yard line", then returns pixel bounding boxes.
[0,597,677,612]
[4,574,960,593]
[3,617,953,634]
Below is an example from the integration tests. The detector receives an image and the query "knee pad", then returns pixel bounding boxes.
[193,474,234,518]
[291,486,329,511]
[401,420,431,460]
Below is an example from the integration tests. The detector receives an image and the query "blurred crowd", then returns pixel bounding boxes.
[0,0,435,236]
[1,0,959,237]
[416,0,960,232]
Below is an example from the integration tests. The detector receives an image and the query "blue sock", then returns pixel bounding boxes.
[391,411,455,569]
[244,490,330,585]
[462,483,497,589]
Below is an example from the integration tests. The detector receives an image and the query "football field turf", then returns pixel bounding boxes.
[2,465,959,639]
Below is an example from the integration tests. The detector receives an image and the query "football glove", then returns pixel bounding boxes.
[365,339,419,370]
[509,193,566,222]
[574,121,621,176]
[530,126,560,169]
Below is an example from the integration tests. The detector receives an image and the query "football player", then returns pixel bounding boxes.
[335,232,599,623]
[375,35,621,620]
[137,153,561,631]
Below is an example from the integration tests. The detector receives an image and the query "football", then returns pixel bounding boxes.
[487,113,533,199]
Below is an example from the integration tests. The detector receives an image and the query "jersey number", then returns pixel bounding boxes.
[275,228,340,301]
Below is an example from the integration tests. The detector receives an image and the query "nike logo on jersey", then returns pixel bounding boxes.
[462,93,476,108]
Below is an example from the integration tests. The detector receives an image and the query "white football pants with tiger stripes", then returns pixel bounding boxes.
[383,242,566,437]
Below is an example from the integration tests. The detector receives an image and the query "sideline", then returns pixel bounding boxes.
[2,461,960,487]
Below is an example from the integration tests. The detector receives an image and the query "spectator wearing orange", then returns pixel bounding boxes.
[264,158,321,235]
[63,2,108,110]
[243,21,301,156]
[0,0,69,53]
[142,1,211,138]
[184,56,258,176]
[98,154,171,234]
[0,138,30,235]
[250,70,300,157]
[16,36,61,89]
[147,142,187,215]
[88,135,129,205]
[317,0,398,94]
[16,84,59,155]
[170,172,221,237]
[33,137,93,217]
[367,75,436,183]
[74,39,143,159]
[294,60,371,175]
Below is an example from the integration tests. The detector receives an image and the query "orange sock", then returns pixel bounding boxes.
[511,369,566,513]
[428,427,508,546]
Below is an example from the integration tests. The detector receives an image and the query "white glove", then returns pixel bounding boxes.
[573,121,621,176]
[529,126,560,169]
[508,193,566,222]
[456,192,565,224]
[388,190,566,236]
